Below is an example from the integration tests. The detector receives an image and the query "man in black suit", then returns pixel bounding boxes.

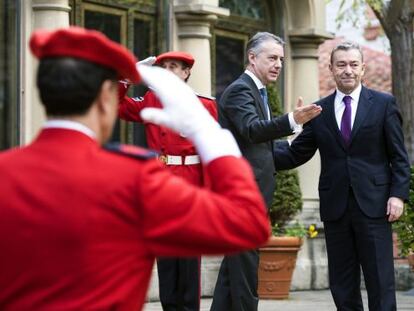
[275,41,410,310]
[210,32,322,311]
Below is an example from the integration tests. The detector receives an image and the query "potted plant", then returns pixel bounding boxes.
[257,171,315,299]
[257,86,318,299]
[393,166,414,270]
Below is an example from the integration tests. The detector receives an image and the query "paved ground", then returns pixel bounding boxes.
[143,290,414,311]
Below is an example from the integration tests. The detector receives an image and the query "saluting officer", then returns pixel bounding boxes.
[118,51,217,311]
[0,27,270,311]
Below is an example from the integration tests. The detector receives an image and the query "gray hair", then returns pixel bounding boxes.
[330,41,364,64]
[246,32,284,63]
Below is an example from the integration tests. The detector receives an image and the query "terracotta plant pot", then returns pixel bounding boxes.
[258,236,303,299]
[408,252,414,271]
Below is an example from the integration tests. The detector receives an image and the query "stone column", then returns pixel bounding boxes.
[288,33,331,291]
[283,0,333,290]
[145,1,230,300]
[288,34,326,217]
[170,1,229,298]
[173,0,228,96]
[21,0,70,144]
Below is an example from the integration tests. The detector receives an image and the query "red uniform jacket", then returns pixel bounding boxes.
[118,83,217,186]
[0,128,269,310]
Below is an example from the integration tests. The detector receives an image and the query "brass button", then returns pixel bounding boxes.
[159,155,167,164]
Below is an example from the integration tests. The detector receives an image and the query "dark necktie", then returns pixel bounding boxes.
[340,95,352,145]
[259,88,269,120]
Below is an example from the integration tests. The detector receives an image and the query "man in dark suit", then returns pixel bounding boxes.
[275,41,410,310]
[210,32,322,311]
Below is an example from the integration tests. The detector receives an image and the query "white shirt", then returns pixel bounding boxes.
[43,120,97,140]
[334,84,362,129]
[244,70,300,132]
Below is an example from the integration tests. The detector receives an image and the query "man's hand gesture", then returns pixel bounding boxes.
[293,97,322,125]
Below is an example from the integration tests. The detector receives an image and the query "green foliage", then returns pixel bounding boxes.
[366,0,383,12]
[393,166,414,256]
[327,0,384,29]
[267,83,284,116]
[273,222,319,238]
[271,166,303,234]
[267,84,303,235]
[272,222,306,237]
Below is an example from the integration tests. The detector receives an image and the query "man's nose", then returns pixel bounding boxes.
[274,59,282,68]
[344,64,352,73]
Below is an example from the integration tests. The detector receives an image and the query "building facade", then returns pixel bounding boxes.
[0,0,333,297]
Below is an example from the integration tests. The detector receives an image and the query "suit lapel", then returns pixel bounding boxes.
[241,73,268,120]
[350,86,373,143]
[323,91,347,151]
[240,74,272,151]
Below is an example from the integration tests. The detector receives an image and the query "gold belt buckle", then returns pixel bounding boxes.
[159,155,167,164]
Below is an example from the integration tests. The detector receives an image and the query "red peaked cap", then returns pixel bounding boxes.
[29,26,140,83]
[155,51,195,68]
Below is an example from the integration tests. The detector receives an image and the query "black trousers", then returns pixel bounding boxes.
[210,249,259,311]
[157,257,200,311]
[324,189,396,311]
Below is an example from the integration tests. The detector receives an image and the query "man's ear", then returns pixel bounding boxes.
[97,80,117,113]
[248,52,256,64]
[184,67,191,80]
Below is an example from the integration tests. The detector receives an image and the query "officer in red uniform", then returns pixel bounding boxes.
[0,27,270,311]
[118,52,217,311]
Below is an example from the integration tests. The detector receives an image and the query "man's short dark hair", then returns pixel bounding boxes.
[330,41,364,64]
[245,32,285,64]
[37,57,118,116]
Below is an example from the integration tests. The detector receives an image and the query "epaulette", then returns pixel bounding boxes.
[104,143,158,160]
[196,93,216,101]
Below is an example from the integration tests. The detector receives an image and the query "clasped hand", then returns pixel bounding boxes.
[387,197,404,222]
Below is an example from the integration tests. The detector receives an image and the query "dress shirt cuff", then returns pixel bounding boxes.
[287,130,302,146]
[288,112,303,133]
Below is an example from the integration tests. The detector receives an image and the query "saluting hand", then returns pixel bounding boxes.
[137,64,241,163]
[137,56,157,67]
[292,97,322,125]
[119,57,157,86]
[137,64,218,139]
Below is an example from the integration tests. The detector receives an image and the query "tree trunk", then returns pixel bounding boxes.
[388,16,414,164]
[376,0,414,164]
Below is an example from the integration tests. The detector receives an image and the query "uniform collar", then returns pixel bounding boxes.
[43,120,97,140]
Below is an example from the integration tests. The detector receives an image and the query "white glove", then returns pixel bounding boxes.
[137,56,156,67]
[120,57,156,86]
[138,64,217,138]
[138,64,241,163]
[118,79,131,86]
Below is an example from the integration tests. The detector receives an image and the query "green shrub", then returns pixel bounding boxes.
[393,166,414,256]
[267,84,303,235]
